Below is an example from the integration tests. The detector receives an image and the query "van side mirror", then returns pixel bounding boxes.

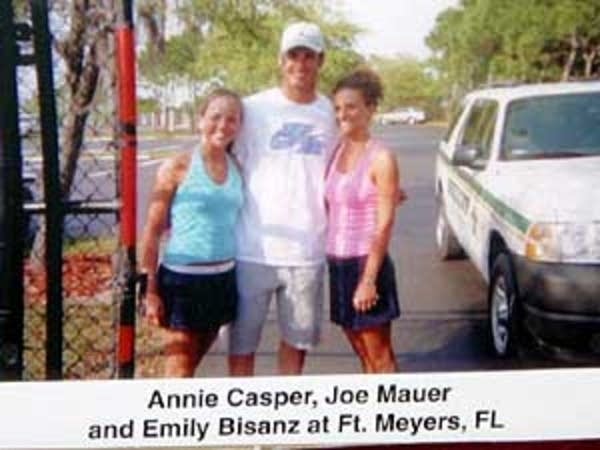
[452,145,486,170]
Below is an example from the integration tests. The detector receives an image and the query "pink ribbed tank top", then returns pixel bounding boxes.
[325,139,380,257]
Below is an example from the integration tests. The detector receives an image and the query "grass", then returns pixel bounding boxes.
[23,299,165,380]
[63,236,118,255]
[23,236,166,380]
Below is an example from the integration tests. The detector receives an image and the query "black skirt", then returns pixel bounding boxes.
[327,254,400,331]
[157,264,238,331]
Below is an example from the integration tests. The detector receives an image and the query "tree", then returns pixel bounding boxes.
[136,0,364,128]
[552,0,600,79]
[15,0,115,198]
[53,0,116,197]
[371,55,442,117]
[18,0,117,262]
[427,0,600,97]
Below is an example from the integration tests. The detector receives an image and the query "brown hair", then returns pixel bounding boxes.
[198,87,243,119]
[332,68,383,107]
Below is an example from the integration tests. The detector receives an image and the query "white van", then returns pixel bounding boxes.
[434,81,600,357]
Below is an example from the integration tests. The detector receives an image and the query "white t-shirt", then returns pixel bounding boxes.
[234,87,338,266]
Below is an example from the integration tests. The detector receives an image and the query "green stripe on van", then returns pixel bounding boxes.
[438,152,530,234]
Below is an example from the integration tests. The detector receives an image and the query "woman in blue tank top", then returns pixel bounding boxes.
[140,89,244,377]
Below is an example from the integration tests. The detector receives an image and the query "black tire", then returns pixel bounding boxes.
[435,198,464,260]
[488,253,521,357]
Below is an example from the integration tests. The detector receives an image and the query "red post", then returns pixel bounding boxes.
[116,0,137,378]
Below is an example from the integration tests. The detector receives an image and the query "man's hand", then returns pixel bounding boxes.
[396,187,408,205]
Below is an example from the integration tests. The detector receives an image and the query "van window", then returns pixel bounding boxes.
[443,103,466,142]
[501,92,600,160]
[459,99,498,163]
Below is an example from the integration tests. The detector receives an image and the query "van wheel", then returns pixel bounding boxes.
[488,253,521,357]
[435,199,464,260]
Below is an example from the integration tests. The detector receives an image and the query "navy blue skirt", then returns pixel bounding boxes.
[157,265,237,331]
[327,254,400,331]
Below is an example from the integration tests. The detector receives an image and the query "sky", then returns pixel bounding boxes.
[338,0,459,60]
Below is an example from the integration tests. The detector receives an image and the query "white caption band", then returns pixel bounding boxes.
[0,369,599,448]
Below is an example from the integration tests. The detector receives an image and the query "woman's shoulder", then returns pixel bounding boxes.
[161,150,192,171]
[369,139,398,173]
[173,150,193,169]
[369,137,390,153]
[157,150,193,185]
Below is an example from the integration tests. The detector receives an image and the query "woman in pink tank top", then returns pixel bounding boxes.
[325,69,406,373]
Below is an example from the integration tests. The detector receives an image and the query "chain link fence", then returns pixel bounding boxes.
[1,0,168,381]
[17,1,122,380]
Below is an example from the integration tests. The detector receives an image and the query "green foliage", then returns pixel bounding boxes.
[137,0,363,95]
[364,55,446,119]
[137,98,160,114]
[320,48,365,96]
[427,0,600,97]
[371,56,441,112]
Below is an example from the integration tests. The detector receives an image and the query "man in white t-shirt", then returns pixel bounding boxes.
[229,22,338,376]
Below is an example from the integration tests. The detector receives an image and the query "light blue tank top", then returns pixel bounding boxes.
[163,147,243,264]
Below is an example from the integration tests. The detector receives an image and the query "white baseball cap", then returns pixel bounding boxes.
[280,22,325,54]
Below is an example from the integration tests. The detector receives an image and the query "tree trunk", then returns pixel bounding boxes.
[31,0,115,265]
[58,1,115,197]
[138,0,167,53]
[562,32,579,81]
[582,41,598,78]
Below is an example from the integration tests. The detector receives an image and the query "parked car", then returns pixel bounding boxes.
[434,81,600,358]
[379,107,426,125]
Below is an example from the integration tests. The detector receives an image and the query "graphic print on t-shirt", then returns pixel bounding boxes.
[270,122,325,155]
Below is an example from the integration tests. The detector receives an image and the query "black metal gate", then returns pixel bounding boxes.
[0,0,141,380]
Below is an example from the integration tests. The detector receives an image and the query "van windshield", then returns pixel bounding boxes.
[501,92,600,160]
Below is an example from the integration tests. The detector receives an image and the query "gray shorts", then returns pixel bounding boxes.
[228,261,325,355]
